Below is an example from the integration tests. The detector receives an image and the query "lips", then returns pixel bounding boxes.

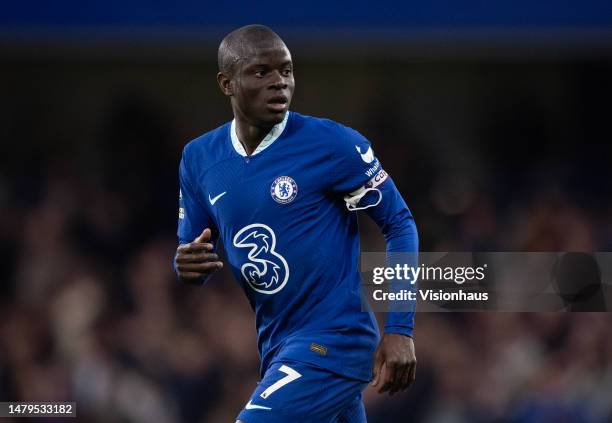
[266,95,289,112]
[267,95,288,104]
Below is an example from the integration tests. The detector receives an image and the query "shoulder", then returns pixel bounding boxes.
[289,112,371,153]
[183,121,231,158]
[181,121,232,172]
[291,112,362,137]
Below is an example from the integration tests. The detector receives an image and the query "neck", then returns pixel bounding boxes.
[234,119,272,156]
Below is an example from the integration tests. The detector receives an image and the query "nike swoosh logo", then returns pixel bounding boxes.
[208,191,227,205]
[245,400,271,411]
[355,145,374,163]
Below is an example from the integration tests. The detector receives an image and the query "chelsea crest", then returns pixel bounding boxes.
[271,176,298,204]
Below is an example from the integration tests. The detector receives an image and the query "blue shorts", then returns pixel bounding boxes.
[237,360,368,423]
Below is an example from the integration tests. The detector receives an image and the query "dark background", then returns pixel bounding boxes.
[1,2,612,422]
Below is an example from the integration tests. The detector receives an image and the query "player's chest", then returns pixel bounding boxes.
[200,153,328,226]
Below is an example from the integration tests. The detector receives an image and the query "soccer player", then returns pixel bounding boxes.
[174,25,418,423]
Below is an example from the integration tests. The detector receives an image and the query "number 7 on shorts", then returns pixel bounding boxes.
[260,365,302,399]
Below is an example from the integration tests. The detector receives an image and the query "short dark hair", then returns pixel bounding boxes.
[217,24,286,75]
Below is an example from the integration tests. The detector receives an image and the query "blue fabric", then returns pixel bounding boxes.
[237,360,367,423]
[176,111,417,381]
[364,178,418,337]
[336,394,367,423]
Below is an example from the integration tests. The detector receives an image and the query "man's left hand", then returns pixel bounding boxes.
[371,333,416,395]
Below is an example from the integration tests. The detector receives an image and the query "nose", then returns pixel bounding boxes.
[269,70,288,89]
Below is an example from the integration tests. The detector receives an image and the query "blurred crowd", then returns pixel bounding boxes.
[1,58,612,422]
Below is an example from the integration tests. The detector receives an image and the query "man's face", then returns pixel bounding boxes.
[229,44,294,127]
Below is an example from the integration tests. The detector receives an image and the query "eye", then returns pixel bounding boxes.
[282,68,292,76]
[254,69,266,77]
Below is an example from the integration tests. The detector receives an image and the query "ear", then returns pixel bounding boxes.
[217,72,233,97]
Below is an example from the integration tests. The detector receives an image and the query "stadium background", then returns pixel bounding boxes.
[1,1,612,422]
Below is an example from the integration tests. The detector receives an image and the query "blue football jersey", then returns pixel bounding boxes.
[177,111,415,381]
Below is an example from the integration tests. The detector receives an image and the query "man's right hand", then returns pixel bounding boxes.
[175,228,224,283]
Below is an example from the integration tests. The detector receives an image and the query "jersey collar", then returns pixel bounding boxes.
[230,111,289,157]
